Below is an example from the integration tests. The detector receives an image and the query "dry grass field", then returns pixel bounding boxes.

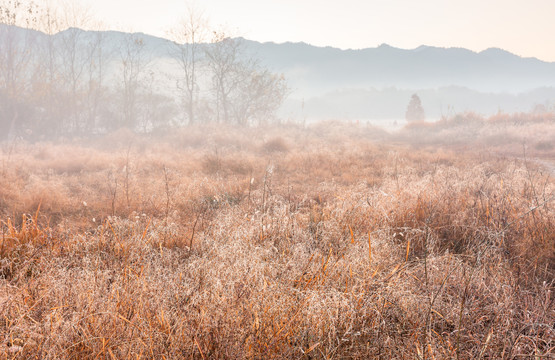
[0,114,554,359]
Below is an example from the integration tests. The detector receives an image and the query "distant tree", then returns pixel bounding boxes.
[231,67,288,126]
[55,3,109,135]
[204,32,242,124]
[532,103,547,114]
[82,30,110,134]
[25,2,110,138]
[168,4,208,125]
[205,32,288,125]
[118,33,150,129]
[136,70,177,132]
[405,93,425,122]
[0,0,41,140]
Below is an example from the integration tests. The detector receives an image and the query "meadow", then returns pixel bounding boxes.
[0,113,553,359]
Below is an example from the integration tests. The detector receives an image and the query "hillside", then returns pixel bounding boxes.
[244,40,555,95]
[2,24,555,121]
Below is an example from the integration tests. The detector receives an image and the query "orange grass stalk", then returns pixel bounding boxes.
[193,336,205,360]
[368,232,372,266]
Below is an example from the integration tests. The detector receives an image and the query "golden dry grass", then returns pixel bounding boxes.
[0,119,553,359]
[400,111,555,159]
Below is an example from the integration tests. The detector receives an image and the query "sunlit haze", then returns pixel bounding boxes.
[52,0,555,62]
[2,0,555,357]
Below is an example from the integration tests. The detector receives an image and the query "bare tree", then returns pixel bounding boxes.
[55,2,102,134]
[168,4,208,125]
[136,69,177,132]
[118,33,150,129]
[82,29,109,134]
[231,67,288,126]
[205,32,288,125]
[0,0,41,139]
[204,32,244,124]
[0,1,288,137]
[32,1,109,136]
[34,2,62,136]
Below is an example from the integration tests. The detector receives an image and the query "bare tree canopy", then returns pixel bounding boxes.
[0,1,289,140]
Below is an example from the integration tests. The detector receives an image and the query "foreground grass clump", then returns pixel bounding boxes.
[0,122,553,359]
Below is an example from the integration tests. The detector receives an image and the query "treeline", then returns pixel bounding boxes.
[0,1,288,141]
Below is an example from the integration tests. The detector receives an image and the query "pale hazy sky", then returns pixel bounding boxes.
[56,0,555,62]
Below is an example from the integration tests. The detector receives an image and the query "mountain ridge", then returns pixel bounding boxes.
[2,24,554,120]
[3,23,554,95]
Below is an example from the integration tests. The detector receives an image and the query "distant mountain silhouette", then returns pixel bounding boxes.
[34,26,555,95]
[241,40,555,95]
[3,24,555,120]
[242,39,555,119]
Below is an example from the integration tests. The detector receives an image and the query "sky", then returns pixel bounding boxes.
[51,0,555,62]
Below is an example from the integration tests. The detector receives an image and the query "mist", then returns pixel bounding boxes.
[2,4,555,140]
[1,1,554,358]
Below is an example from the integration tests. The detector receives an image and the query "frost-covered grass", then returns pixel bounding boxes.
[0,121,553,359]
[400,111,555,158]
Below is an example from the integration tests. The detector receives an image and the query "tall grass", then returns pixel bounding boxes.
[0,120,553,358]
